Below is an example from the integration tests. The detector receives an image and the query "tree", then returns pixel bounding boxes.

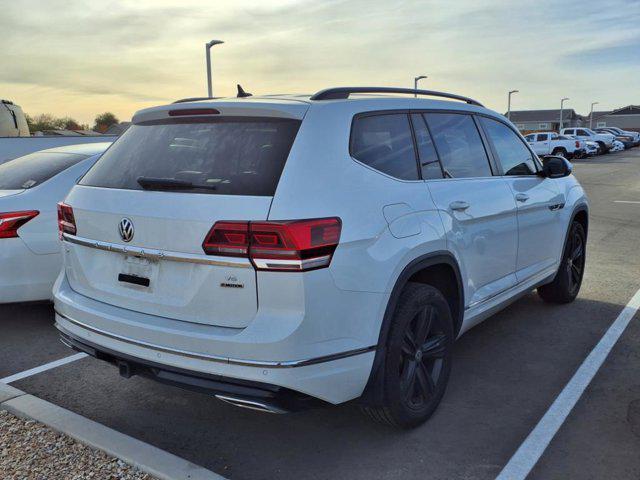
[93,112,119,133]
[26,113,64,132]
[60,117,86,131]
[25,113,87,132]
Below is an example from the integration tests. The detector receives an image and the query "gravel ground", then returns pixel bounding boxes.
[0,410,155,480]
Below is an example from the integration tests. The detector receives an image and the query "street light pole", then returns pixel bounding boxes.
[507,90,519,120]
[589,101,599,129]
[414,75,427,97]
[206,39,224,98]
[559,97,570,132]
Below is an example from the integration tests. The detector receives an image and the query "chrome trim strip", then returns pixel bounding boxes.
[62,233,251,269]
[55,311,376,369]
[252,255,331,271]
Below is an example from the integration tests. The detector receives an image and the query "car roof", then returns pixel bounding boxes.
[133,93,499,124]
[36,142,113,156]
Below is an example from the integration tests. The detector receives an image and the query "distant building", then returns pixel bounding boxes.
[590,106,640,132]
[506,109,583,133]
[104,121,131,136]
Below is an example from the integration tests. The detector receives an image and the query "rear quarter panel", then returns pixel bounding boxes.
[268,102,447,296]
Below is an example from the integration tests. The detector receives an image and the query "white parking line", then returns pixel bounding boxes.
[614,200,640,204]
[0,353,87,384]
[496,288,640,480]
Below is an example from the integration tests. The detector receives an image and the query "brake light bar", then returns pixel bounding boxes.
[0,210,39,239]
[168,108,220,117]
[202,217,342,271]
[57,202,77,237]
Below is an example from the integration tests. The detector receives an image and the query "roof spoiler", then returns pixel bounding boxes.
[172,97,220,104]
[310,87,483,106]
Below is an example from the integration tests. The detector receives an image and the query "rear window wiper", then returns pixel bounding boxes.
[136,176,217,191]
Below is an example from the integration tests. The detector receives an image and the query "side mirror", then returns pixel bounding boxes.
[539,155,572,178]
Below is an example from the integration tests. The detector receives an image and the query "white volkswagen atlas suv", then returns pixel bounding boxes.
[54,87,588,427]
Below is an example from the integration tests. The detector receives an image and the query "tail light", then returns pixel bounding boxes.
[202,217,342,271]
[57,202,77,237]
[0,210,39,239]
[575,141,580,148]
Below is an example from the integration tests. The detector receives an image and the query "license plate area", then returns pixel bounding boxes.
[118,254,157,290]
[118,273,150,287]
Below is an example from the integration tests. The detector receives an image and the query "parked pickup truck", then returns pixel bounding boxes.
[561,127,615,154]
[524,131,585,158]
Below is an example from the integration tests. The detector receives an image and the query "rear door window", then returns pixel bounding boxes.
[537,134,549,141]
[479,117,538,176]
[80,117,301,196]
[0,152,89,190]
[350,113,419,180]
[423,113,492,178]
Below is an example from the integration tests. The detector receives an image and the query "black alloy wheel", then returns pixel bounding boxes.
[399,305,448,409]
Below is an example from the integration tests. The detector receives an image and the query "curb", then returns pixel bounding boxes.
[0,383,225,480]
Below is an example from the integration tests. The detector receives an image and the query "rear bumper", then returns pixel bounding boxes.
[53,274,378,404]
[59,327,327,413]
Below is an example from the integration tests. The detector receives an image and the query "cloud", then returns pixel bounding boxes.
[0,0,638,122]
[563,38,640,66]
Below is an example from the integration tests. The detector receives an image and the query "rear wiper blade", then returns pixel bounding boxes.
[136,177,217,191]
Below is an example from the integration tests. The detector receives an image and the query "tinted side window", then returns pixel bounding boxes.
[0,152,89,190]
[351,114,419,180]
[480,117,537,176]
[576,129,588,136]
[423,113,492,178]
[524,134,534,142]
[410,114,442,180]
[537,134,549,141]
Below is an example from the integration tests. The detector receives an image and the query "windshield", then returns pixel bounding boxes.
[0,152,89,190]
[80,117,301,196]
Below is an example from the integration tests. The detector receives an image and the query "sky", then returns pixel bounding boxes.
[1,0,638,125]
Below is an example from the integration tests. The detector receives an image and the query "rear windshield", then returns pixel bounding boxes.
[0,152,89,190]
[80,117,301,196]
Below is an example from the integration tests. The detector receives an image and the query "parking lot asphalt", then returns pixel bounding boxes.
[2,148,639,480]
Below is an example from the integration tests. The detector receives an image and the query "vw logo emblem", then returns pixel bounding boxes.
[118,218,134,243]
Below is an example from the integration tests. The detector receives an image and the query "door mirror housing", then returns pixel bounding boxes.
[539,155,572,178]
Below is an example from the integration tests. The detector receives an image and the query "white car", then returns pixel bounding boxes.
[54,87,588,428]
[584,141,600,156]
[610,140,625,152]
[0,143,111,303]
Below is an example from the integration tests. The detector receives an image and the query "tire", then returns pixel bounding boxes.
[538,221,586,304]
[596,141,607,154]
[361,283,454,428]
[552,147,567,158]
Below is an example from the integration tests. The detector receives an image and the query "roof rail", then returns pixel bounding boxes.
[173,96,222,104]
[309,87,483,106]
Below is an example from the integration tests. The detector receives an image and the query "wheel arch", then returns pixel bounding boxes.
[572,205,588,234]
[359,251,464,406]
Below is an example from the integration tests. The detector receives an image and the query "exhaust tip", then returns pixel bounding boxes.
[215,394,287,414]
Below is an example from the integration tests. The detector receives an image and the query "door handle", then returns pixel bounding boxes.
[515,193,530,202]
[449,201,470,211]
